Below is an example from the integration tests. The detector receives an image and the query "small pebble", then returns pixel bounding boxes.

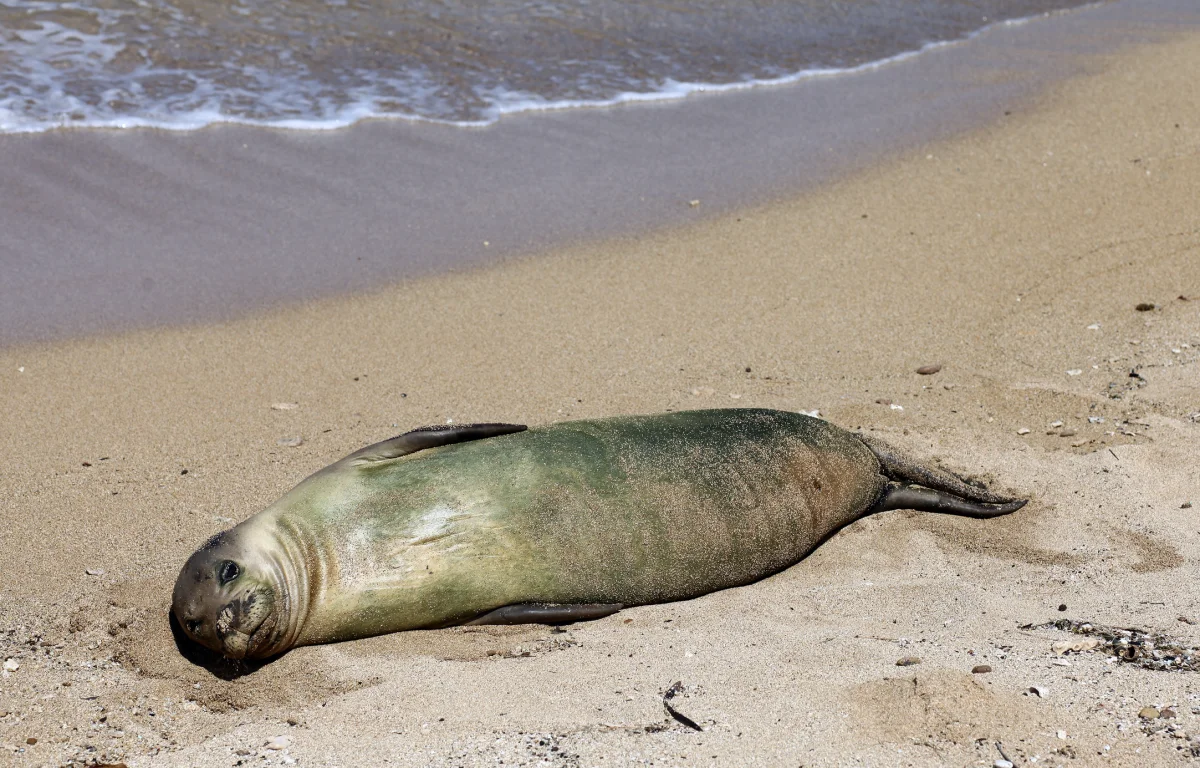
[1135,303,1155,312]
[972,665,992,674]
[995,760,1014,768]
[915,364,942,375]
[1183,502,1193,509]
[1161,707,1177,718]
[1071,439,1088,448]
[1028,686,1048,698]
[85,568,104,576]
[1139,707,1160,719]
[889,404,904,411]
[1059,429,1077,437]
[1058,604,1067,611]
[271,403,299,410]
[277,436,303,448]
[3,659,19,673]
[1086,323,1101,330]
[688,200,700,208]
[1017,427,1031,435]
[875,398,893,406]
[1049,420,1063,428]
[1066,369,1083,376]
[895,656,921,666]
[1056,730,1067,740]
[25,738,36,746]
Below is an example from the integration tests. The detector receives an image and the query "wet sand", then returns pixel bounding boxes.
[2,8,1200,768]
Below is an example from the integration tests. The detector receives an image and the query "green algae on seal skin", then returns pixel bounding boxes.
[171,409,1026,660]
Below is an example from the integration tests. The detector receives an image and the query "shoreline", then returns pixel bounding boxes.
[0,0,1089,136]
[1,6,1199,768]
[2,0,1198,348]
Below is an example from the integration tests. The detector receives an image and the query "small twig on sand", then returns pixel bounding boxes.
[996,741,1012,763]
[663,681,704,732]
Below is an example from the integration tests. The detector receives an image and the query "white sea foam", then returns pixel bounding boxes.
[0,3,1062,134]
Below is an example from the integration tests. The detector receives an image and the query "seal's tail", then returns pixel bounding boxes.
[860,434,1026,519]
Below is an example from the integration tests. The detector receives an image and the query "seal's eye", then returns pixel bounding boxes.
[218,560,241,585]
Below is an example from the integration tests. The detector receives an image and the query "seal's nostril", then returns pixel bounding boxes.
[186,619,202,636]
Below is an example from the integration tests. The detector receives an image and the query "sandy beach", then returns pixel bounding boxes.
[2,7,1199,768]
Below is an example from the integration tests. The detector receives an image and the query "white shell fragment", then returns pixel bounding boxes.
[265,735,291,750]
[1051,638,1101,656]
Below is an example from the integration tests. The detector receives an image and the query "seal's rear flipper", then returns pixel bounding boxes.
[872,484,1026,519]
[465,603,624,626]
[860,434,1018,505]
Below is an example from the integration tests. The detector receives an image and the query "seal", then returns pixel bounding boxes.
[172,409,1024,659]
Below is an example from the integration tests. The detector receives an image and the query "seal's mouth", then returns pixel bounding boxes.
[215,586,277,659]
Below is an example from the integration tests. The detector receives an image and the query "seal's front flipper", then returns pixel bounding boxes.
[872,484,1026,519]
[339,423,527,466]
[465,603,624,626]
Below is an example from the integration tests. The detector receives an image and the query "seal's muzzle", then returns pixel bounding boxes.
[211,587,276,658]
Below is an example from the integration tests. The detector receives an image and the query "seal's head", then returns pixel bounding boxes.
[172,529,284,660]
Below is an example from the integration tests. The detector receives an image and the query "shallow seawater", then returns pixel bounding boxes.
[0,0,1092,132]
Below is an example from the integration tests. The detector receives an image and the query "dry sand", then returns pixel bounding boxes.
[2,22,1200,768]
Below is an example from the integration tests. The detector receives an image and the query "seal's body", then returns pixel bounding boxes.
[173,409,1023,659]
